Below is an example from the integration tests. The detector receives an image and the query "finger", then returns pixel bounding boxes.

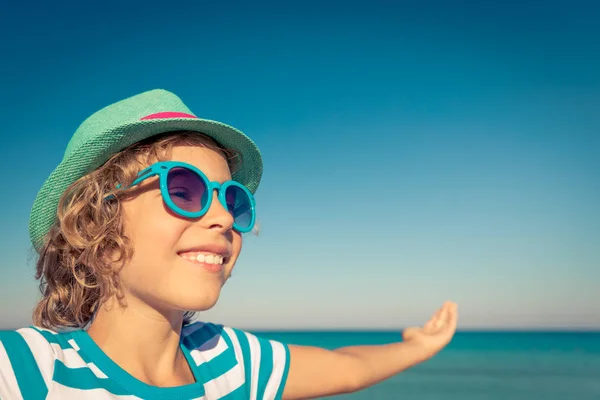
[424,319,436,332]
[435,306,449,330]
[425,307,441,327]
[434,305,445,320]
[443,302,458,331]
[444,303,458,331]
[426,303,453,332]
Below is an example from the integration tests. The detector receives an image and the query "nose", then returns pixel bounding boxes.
[202,189,234,231]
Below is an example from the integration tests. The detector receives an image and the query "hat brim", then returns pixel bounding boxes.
[29,117,262,251]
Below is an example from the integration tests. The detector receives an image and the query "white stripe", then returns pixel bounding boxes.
[245,332,262,400]
[188,332,227,366]
[67,339,80,351]
[52,345,88,369]
[0,341,24,400]
[263,341,287,399]
[87,362,109,379]
[222,327,245,380]
[47,381,140,399]
[202,362,244,398]
[198,327,246,398]
[16,328,55,387]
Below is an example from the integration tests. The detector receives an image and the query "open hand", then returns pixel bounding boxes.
[402,301,458,360]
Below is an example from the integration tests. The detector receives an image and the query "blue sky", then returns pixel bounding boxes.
[1,0,598,330]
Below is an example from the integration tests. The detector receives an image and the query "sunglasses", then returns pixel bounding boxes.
[118,161,256,233]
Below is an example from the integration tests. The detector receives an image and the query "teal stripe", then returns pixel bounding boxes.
[58,335,95,367]
[30,327,74,350]
[0,331,48,400]
[53,360,130,395]
[69,330,206,399]
[274,343,291,400]
[183,323,221,350]
[227,328,252,397]
[194,342,238,385]
[183,323,241,385]
[255,337,274,400]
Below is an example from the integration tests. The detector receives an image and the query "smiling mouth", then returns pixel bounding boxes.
[178,251,226,272]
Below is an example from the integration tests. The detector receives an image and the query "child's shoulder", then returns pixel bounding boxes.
[181,320,290,372]
[181,320,290,366]
[181,321,290,399]
[1,326,61,356]
[0,325,79,365]
[0,326,75,398]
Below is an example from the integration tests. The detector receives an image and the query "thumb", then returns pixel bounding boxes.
[402,326,420,341]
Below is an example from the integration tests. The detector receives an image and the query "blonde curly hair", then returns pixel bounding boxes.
[33,131,241,330]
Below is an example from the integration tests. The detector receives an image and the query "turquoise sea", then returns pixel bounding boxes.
[256,331,600,399]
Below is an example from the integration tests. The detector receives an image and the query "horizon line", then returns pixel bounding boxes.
[2,323,599,333]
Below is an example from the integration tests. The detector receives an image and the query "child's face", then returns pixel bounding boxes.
[118,139,242,319]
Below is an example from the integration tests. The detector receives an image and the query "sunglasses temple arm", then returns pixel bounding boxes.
[104,169,158,200]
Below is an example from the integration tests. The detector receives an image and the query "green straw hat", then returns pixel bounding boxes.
[29,89,263,251]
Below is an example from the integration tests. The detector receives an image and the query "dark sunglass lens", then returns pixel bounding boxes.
[167,167,208,213]
[225,185,253,229]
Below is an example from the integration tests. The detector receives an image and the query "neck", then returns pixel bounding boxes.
[86,296,195,387]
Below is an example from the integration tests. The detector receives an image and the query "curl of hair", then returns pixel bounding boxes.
[33,131,242,329]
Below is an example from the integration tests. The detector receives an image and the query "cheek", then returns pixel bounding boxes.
[122,198,186,268]
[233,232,242,258]
[134,222,182,255]
[225,233,243,275]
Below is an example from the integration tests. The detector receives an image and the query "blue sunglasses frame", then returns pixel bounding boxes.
[125,161,256,233]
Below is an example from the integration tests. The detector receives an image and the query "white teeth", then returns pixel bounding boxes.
[187,253,224,265]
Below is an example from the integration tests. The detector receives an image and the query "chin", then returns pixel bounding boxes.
[173,286,222,312]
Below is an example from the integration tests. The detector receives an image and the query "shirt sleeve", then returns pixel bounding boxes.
[222,327,290,400]
[0,329,52,400]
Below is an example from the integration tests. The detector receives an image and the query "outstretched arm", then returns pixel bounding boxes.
[282,302,458,400]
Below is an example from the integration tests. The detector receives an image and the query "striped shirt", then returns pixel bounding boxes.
[0,322,289,399]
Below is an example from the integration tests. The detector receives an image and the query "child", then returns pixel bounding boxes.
[0,89,458,399]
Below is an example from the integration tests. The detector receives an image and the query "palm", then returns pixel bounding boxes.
[402,302,458,357]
